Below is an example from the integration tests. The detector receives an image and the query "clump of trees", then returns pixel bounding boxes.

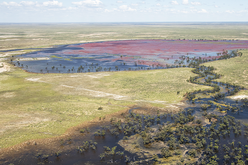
[77,140,98,153]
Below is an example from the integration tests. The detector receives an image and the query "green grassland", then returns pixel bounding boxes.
[97,68,210,103]
[201,49,248,96]
[0,23,248,149]
[1,23,248,51]
[0,69,131,148]
[0,65,210,149]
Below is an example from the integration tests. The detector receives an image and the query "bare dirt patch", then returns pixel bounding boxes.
[0,35,19,38]
[0,62,11,73]
[0,51,25,57]
[0,39,20,41]
[60,84,127,100]
[85,73,110,78]
[0,113,52,134]
[32,38,49,41]
[17,57,50,61]
[25,78,44,82]
[135,99,167,104]
[231,95,248,100]
[1,92,16,98]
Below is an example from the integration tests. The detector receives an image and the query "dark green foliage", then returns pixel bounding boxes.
[161,148,172,158]
[188,149,196,157]
[77,140,97,153]
[152,154,159,162]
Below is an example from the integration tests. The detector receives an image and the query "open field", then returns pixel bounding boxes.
[0,23,248,152]
[0,63,209,149]
[1,23,248,52]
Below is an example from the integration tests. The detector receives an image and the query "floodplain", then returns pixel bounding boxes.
[0,23,248,165]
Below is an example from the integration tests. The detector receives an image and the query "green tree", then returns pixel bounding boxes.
[161,148,172,158]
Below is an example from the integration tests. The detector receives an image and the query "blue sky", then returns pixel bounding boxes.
[0,0,248,22]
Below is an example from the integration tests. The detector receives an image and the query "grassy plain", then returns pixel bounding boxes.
[1,23,248,51]
[0,66,208,148]
[201,49,248,96]
[0,23,248,149]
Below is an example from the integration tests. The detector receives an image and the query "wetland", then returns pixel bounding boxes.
[10,39,248,73]
[1,40,248,165]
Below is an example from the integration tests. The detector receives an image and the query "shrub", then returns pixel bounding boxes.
[161,148,172,158]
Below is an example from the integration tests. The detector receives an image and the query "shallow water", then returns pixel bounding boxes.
[10,39,248,73]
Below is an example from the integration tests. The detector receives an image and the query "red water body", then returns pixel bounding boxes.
[63,39,248,66]
[69,39,248,55]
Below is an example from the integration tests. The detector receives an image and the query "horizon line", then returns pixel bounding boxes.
[0,21,248,24]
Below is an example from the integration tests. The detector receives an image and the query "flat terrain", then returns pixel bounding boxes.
[0,23,248,149]
[0,65,208,149]
[1,23,248,51]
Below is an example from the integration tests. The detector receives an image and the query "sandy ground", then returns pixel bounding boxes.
[0,62,11,73]
[0,114,51,134]
[25,77,46,83]
[0,35,18,38]
[231,95,248,100]
[0,51,25,57]
[0,39,20,41]
[17,57,50,61]
[1,92,16,98]
[61,84,127,100]
[85,73,110,78]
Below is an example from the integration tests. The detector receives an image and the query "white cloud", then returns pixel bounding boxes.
[156,3,161,6]
[191,2,201,5]
[181,10,188,13]
[238,10,248,13]
[119,5,136,11]
[171,1,178,5]
[1,2,21,7]
[72,0,102,8]
[62,6,77,10]
[182,0,188,5]
[226,10,235,14]
[20,1,38,6]
[198,9,207,13]
[131,3,138,6]
[104,9,111,12]
[43,1,62,7]
[1,1,64,8]
[116,1,123,3]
